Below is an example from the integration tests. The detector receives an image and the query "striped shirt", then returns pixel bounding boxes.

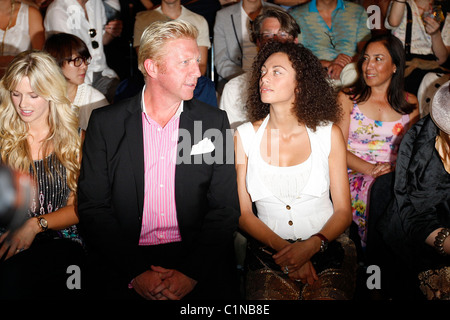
[139,90,183,245]
[290,0,371,61]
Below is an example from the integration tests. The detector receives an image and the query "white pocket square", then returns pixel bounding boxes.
[190,137,215,155]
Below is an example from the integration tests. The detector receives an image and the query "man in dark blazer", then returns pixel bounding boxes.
[77,20,240,300]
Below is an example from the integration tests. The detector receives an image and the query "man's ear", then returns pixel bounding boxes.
[294,37,299,44]
[143,58,158,78]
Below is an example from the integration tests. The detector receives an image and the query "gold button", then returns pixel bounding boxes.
[288,220,293,226]
[286,205,291,210]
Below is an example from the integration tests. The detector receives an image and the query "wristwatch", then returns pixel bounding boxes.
[37,216,48,232]
[312,233,329,252]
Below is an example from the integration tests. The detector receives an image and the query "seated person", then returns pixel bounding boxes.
[134,0,211,76]
[213,0,278,88]
[0,0,45,78]
[44,33,109,137]
[290,0,371,88]
[44,0,123,103]
[378,80,450,300]
[219,6,301,129]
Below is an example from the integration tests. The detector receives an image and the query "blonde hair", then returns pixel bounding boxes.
[0,50,81,192]
[138,20,198,76]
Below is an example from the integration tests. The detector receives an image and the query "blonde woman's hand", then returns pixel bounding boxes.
[0,217,40,260]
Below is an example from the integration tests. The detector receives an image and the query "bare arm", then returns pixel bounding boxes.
[28,6,45,50]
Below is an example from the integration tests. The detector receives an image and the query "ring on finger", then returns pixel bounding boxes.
[283,266,289,274]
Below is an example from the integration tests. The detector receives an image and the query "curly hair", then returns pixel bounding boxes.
[0,50,81,192]
[246,41,341,131]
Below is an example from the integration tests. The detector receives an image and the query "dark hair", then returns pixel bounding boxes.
[250,6,301,44]
[43,33,91,67]
[246,41,341,131]
[350,34,415,114]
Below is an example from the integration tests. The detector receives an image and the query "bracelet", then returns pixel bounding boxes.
[393,0,406,3]
[434,228,449,256]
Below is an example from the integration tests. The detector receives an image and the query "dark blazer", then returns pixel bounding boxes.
[77,93,240,297]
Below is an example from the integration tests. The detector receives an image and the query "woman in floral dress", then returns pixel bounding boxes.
[337,35,420,248]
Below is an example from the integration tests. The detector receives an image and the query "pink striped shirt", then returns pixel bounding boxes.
[139,96,183,246]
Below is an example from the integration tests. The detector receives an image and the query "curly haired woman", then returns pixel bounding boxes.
[0,50,84,299]
[235,41,357,300]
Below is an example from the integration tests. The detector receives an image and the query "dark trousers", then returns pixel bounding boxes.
[0,238,86,299]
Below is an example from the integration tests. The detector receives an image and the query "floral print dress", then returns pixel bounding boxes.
[347,101,410,247]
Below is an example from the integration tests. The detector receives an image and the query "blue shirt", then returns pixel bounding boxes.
[290,0,371,61]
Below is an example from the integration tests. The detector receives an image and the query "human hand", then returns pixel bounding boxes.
[272,238,319,274]
[0,217,39,260]
[370,162,393,178]
[132,268,174,300]
[150,266,197,300]
[327,63,343,80]
[288,261,318,285]
[105,19,123,38]
[334,54,353,68]
[423,16,441,36]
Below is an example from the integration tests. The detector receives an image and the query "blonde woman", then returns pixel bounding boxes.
[0,50,84,299]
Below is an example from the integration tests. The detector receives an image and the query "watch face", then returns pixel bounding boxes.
[40,218,48,228]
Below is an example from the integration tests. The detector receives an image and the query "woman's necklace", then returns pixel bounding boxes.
[1,0,16,56]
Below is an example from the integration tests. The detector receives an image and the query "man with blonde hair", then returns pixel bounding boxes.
[78,20,240,300]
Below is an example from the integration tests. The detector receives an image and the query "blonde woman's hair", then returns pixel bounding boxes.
[0,50,81,192]
[138,20,198,76]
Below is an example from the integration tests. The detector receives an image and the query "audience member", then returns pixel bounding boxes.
[385,0,449,96]
[44,0,123,103]
[44,33,109,138]
[290,0,371,87]
[134,0,211,76]
[180,0,222,36]
[235,41,357,300]
[0,50,84,299]
[270,0,310,10]
[0,0,45,78]
[220,6,300,129]
[337,34,419,250]
[378,80,450,300]
[77,20,240,300]
[213,0,278,89]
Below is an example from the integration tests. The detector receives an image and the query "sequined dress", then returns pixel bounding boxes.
[347,101,410,247]
[29,154,82,244]
[0,154,82,245]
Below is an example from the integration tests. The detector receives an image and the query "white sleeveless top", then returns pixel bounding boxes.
[237,115,334,240]
[0,3,31,56]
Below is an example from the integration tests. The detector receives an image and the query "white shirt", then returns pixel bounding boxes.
[219,72,249,130]
[44,0,118,84]
[385,0,450,55]
[237,115,334,240]
[133,6,211,49]
[0,3,31,56]
[74,83,109,130]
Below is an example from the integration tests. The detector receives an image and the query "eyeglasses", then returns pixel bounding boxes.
[66,56,91,67]
[89,28,99,49]
[324,31,336,49]
[259,31,291,41]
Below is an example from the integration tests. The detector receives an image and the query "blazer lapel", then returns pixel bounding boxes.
[125,95,145,216]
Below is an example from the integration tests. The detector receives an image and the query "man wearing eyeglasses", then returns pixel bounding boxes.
[44,0,122,103]
[219,6,300,130]
[290,0,371,84]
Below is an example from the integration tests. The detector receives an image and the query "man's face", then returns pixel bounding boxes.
[257,17,295,48]
[155,38,201,102]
